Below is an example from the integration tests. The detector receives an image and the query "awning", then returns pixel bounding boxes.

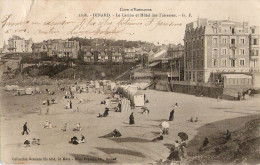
[133,72,152,78]
[221,74,252,79]
[149,61,160,67]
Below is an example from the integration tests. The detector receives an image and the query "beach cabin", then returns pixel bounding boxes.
[25,88,34,95]
[133,91,145,107]
[16,88,26,95]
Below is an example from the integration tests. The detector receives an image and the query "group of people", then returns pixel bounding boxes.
[98,107,109,117]
[44,120,54,129]
[69,134,85,145]
[24,138,40,147]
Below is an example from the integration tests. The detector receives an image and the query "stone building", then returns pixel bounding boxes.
[82,45,124,63]
[7,35,33,53]
[32,39,79,59]
[184,18,259,84]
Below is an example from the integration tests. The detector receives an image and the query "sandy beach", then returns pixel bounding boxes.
[1,86,260,164]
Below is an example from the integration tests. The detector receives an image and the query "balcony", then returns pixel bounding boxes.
[250,55,259,59]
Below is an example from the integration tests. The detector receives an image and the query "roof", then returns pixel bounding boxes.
[221,74,252,79]
[134,91,144,96]
[133,72,152,78]
[149,61,161,67]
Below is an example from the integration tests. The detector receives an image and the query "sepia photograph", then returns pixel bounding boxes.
[0,0,260,164]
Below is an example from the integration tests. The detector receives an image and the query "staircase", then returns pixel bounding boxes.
[115,66,142,81]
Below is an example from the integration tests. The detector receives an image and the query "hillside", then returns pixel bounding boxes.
[186,115,260,164]
[53,64,136,80]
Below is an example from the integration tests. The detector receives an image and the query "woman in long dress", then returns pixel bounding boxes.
[169,109,175,121]
[129,112,135,125]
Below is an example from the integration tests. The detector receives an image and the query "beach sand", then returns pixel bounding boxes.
[1,85,260,164]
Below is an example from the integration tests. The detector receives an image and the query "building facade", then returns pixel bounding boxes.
[184,18,259,83]
[7,35,33,53]
[82,45,124,63]
[32,39,80,59]
[249,26,260,72]
[124,47,137,62]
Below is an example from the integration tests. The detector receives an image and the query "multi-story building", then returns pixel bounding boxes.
[32,39,80,59]
[124,47,136,62]
[7,35,33,53]
[184,18,259,83]
[249,26,260,71]
[82,45,124,63]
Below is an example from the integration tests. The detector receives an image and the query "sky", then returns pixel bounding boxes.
[0,0,260,47]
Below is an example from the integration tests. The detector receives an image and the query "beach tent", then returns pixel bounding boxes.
[110,82,116,90]
[71,86,77,91]
[5,85,19,91]
[87,87,94,93]
[133,91,145,107]
[95,81,100,89]
[25,88,34,95]
[127,87,138,100]
[121,98,131,113]
[35,87,41,93]
[17,88,26,95]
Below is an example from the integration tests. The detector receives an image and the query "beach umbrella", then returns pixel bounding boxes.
[178,132,188,141]
[160,121,169,129]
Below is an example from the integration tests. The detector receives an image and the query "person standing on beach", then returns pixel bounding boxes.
[169,109,175,121]
[129,112,135,125]
[64,122,67,131]
[22,122,30,135]
[69,100,72,109]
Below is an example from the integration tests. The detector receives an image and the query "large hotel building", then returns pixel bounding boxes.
[184,18,259,83]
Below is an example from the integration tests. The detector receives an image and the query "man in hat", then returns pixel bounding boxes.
[22,122,30,135]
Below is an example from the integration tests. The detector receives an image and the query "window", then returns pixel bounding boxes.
[240,38,245,44]
[252,28,255,34]
[253,39,257,45]
[256,50,259,56]
[240,49,245,55]
[212,59,217,67]
[239,59,245,66]
[194,60,197,68]
[213,38,218,46]
[222,37,227,44]
[221,59,228,66]
[232,28,235,34]
[222,48,227,55]
[231,59,236,67]
[231,39,235,44]
[212,49,218,57]
[231,49,235,56]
